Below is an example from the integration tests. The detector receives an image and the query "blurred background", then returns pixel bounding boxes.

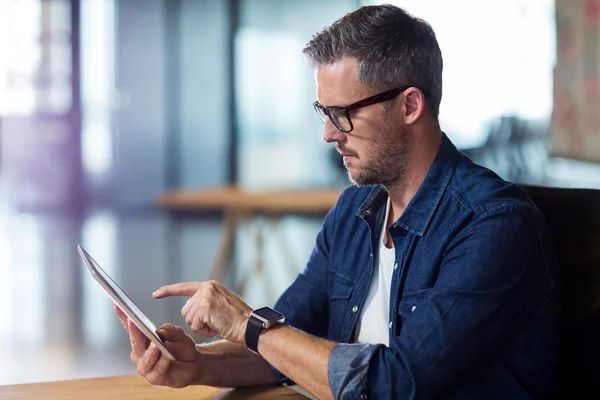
[1,0,600,386]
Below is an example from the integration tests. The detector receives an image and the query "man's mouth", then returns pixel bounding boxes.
[338,150,357,158]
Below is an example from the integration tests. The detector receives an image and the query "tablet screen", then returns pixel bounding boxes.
[77,244,175,360]
[85,251,158,332]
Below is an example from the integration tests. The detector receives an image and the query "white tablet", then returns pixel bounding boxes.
[77,244,176,361]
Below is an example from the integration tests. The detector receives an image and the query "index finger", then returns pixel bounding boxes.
[153,282,201,299]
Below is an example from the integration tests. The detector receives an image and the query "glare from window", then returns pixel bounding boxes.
[81,0,115,177]
[368,0,556,148]
[82,210,118,348]
[0,0,41,116]
[0,0,72,116]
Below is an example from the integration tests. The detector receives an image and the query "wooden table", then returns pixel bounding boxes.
[0,374,307,399]
[158,186,343,302]
[158,186,342,215]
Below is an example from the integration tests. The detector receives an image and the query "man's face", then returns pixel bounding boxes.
[315,58,410,188]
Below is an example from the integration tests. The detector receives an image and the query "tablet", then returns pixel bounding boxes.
[77,244,176,361]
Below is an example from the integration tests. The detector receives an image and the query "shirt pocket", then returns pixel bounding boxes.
[328,270,354,341]
[329,271,354,300]
[397,288,432,322]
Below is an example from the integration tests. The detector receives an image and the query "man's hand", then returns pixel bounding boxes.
[153,280,252,345]
[114,305,202,388]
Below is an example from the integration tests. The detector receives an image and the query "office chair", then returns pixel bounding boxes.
[520,184,600,398]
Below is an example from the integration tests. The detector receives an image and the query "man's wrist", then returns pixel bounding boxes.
[238,318,249,345]
[256,324,286,354]
[244,307,286,352]
[191,338,277,388]
[189,351,207,386]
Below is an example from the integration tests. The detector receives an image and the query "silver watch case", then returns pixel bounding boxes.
[249,306,285,329]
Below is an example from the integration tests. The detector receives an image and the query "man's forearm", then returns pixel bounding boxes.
[193,340,276,388]
[258,325,335,400]
[192,328,336,399]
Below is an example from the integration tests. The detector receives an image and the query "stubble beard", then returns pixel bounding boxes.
[346,124,410,189]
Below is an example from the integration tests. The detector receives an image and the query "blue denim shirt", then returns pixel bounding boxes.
[272,134,560,399]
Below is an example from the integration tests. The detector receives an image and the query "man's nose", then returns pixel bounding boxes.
[322,120,346,143]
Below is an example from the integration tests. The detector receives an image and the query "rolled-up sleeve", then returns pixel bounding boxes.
[328,207,556,399]
[328,343,383,399]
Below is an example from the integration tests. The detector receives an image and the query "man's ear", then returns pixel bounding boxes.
[402,88,426,125]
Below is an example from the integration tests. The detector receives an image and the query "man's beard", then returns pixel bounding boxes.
[345,124,410,188]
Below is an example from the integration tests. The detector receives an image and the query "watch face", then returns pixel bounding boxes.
[253,306,284,321]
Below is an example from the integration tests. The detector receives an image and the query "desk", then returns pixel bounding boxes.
[158,186,342,302]
[158,186,342,215]
[0,374,307,399]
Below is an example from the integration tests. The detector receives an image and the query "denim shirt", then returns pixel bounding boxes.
[272,134,560,399]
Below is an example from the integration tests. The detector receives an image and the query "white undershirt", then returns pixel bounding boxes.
[355,197,395,346]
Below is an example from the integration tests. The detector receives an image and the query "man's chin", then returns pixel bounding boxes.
[347,171,378,187]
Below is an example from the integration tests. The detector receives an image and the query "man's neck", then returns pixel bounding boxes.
[386,130,443,225]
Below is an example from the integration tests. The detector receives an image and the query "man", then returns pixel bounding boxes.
[115,4,560,399]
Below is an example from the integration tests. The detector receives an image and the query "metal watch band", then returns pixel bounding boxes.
[245,315,264,354]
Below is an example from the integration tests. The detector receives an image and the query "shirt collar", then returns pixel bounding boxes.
[356,133,458,236]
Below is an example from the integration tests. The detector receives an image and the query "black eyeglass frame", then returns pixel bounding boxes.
[312,85,418,133]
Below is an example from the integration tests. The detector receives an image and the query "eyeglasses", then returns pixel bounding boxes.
[313,86,411,133]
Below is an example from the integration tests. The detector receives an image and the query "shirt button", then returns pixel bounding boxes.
[411,305,417,312]
[394,262,398,271]
[360,394,368,400]
[352,305,358,313]
[389,321,393,329]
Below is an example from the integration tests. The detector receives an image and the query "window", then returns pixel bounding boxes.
[0,0,72,116]
[366,0,556,149]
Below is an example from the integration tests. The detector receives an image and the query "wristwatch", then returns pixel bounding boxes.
[245,306,285,354]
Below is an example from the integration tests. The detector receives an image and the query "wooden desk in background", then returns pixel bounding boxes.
[158,186,343,302]
[0,374,306,399]
[158,186,342,215]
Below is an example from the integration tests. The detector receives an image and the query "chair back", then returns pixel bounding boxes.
[520,184,600,398]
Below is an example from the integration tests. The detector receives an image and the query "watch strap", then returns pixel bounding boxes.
[245,315,264,354]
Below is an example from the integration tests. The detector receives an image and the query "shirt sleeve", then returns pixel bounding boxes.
[328,206,557,399]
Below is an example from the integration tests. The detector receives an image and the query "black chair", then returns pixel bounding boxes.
[520,184,600,398]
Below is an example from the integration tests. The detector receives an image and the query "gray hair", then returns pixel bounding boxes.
[303,4,443,119]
